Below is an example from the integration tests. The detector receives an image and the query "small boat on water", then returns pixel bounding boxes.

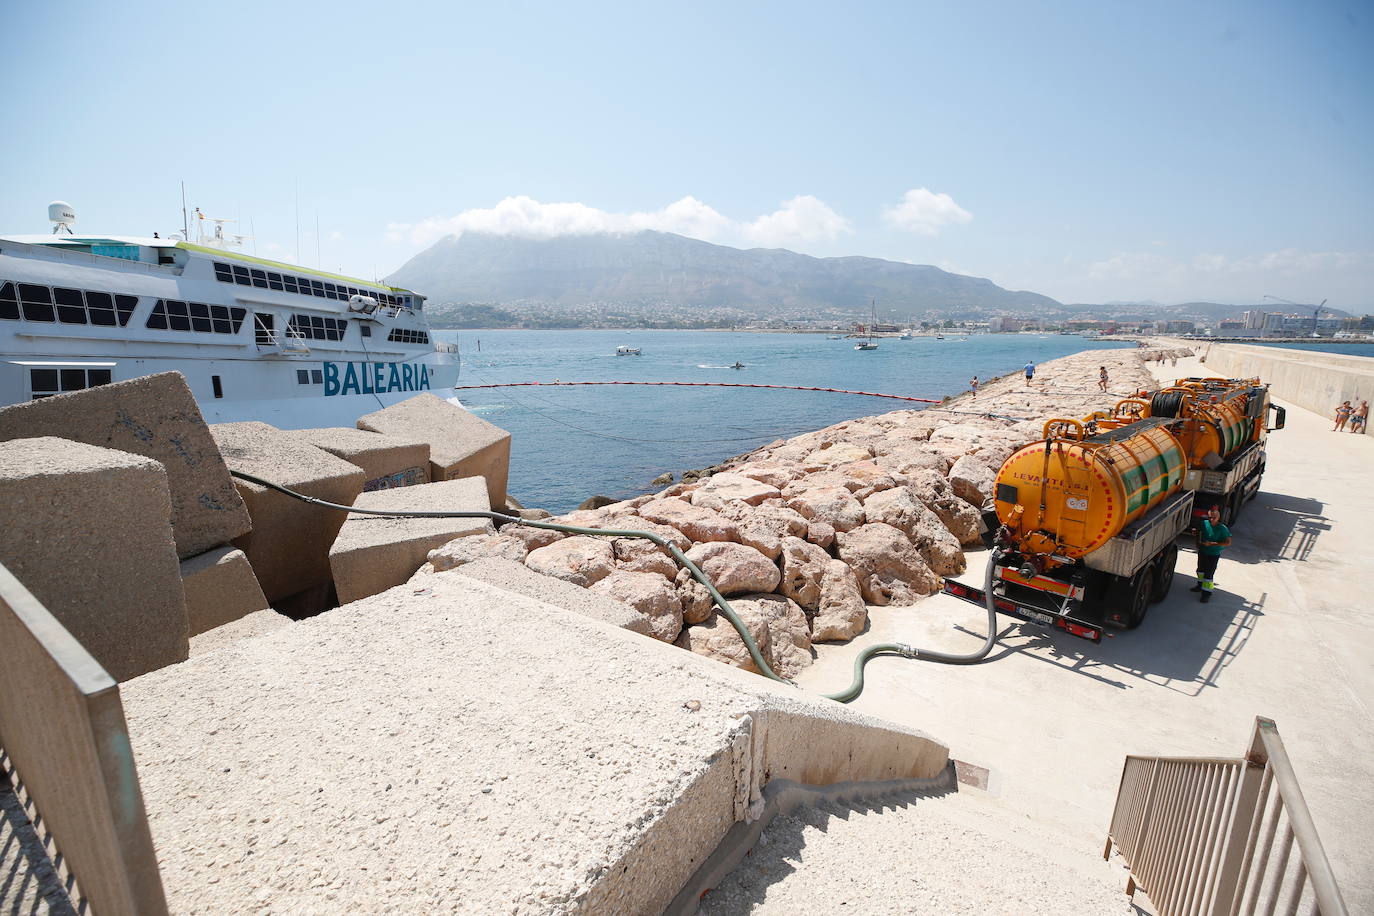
[898,329,912,340]
[729,361,745,370]
[615,346,641,356]
[827,335,844,340]
[855,299,879,351]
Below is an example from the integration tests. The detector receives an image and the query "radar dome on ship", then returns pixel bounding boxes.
[48,201,76,234]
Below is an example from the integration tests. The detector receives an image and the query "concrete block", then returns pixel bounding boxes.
[0,437,187,681]
[452,556,654,636]
[329,477,493,605]
[178,547,270,636]
[188,608,290,657]
[356,393,511,508]
[120,573,946,915]
[0,371,250,558]
[288,427,431,491]
[210,422,365,604]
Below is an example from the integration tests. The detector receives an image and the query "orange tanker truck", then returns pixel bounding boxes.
[942,377,1283,641]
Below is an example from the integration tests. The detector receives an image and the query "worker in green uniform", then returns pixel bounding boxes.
[1190,504,1232,603]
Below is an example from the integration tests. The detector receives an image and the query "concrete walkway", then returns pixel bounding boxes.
[765,352,1373,912]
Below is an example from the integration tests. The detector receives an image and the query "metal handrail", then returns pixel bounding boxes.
[1105,716,1347,916]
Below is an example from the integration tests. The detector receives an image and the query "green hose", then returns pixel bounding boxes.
[230,470,1000,702]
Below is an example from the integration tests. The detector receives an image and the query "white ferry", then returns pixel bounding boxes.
[0,203,459,427]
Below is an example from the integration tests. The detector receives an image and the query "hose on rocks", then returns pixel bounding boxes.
[229,470,1001,703]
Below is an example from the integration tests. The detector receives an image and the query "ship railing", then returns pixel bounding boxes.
[255,326,311,354]
[1105,716,1346,916]
[0,562,169,914]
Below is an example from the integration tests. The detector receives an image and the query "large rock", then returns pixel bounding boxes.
[730,593,812,679]
[637,498,740,544]
[875,444,951,476]
[674,606,773,674]
[613,537,680,580]
[290,427,430,492]
[732,462,803,489]
[0,437,188,681]
[834,522,940,606]
[501,523,568,552]
[422,532,529,573]
[905,469,984,545]
[525,535,615,586]
[813,561,868,641]
[329,478,493,604]
[0,371,250,558]
[674,568,717,624]
[948,455,997,507]
[682,542,781,597]
[211,421,365,603]
[357,394,511,509]
[861,487,966,576]
[786,487,866,533]
[777,536,831,612]
[590,571,683,643]
[687,472,781,510]
[807,521,836,549]
[805,442,871,467]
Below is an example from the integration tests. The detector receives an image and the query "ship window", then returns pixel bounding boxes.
[250,269,268,289]
[166,300,191,331]
[212,375,223,398]
[29,366,112,399]
[147,300,168,329]
[386,328,430,345]
[297,369,310,385]
[268,272,284,291]
[189,301,212,332]
[19,284,55,322]
[214,262,233,282]
[233,265,251,285]
[1,282,17,320]
[229,306,247,333]
[322,283,337,300]
[283,276,298,294]
[210,304,232,334]
[54,287,88,324]
[115,294,137,326]
[311,369,323,384]
[360,324,371,337]
[310,280,324,297]
[86,291,116,326]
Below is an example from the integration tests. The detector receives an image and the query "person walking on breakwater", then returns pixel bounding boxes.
[1190,505,1231,603]
[1024,361,1035,386]
[1351,400,1368,433]
[1333,400,1354,431]
[1098,366,1109,392]
[970,376,979,398]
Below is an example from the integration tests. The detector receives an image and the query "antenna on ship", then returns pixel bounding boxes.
[48,201,76,235]
[180,181,189,241]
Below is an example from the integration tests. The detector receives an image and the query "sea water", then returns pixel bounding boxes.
[433,330,1134,513]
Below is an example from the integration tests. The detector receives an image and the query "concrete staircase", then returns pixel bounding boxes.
[697,787,1139,915]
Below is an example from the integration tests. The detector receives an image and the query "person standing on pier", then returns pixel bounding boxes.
[970,376,979,398]
[1190,505,1231,603]
[1098,366,1109,392]
[1333,400,1353,431]
[1350,400,1368,434]
[1024,361,1035,386]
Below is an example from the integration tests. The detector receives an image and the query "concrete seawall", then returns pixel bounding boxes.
[1197,342,1372,433]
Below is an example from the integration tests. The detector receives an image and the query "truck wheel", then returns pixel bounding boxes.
[1228,488,1245,525]
[1150,543,1179,603]
[1124,569,1151,629]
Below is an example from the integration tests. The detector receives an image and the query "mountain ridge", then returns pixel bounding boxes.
[387,230,1061,313]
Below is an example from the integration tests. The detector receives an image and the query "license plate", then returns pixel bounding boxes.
[1015,607,1055,627]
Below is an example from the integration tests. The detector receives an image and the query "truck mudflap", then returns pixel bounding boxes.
[942,578,1103,642]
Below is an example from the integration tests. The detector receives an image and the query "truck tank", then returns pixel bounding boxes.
[1144,378,1263,467]
[994,417,1187,561]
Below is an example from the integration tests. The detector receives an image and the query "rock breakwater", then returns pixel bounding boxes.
[416,346,1190,677]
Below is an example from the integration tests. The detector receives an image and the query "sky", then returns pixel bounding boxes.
[2,1,1370,308]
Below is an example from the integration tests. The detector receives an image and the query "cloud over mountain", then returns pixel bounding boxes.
[882,188,973,235]
[387,194,852,250]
